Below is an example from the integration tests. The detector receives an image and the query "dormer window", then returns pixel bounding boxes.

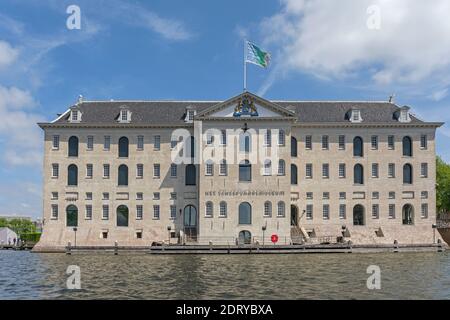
[69,109,82,123]
[349,108,363,123]
[185,108,196,123]
[398,106,411,123]
[118,107,131,123]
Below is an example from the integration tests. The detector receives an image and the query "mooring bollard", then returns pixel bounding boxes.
[209,240,213,251]
[438,239,443,252]
[66,241,72,255]
[114,241,118,255]
[347,240,353,253]
[394,240,399,253]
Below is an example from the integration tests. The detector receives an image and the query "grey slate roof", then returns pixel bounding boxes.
[50,95,430,125]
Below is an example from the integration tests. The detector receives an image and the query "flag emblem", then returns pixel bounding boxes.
[246,41,271,68]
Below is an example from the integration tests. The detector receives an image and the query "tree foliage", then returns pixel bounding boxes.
[0,218,36,238]
[436,156,450,215]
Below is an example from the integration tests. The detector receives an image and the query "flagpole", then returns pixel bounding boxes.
[243,39,247,92]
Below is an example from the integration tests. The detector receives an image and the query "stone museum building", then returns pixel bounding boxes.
[34,92,443,250]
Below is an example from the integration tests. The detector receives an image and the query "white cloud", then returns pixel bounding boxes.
[429,88,449,102]
[0,85,43,167]
[0,40,19,68]
[260,0,450,92]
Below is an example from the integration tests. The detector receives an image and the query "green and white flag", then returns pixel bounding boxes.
[246,41,271,68]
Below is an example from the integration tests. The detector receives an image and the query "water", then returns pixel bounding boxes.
[0,251,449,299]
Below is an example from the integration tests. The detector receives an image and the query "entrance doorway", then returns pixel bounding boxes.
[291,205,299,226]
[238,230,252,245]
[183,205,197,241]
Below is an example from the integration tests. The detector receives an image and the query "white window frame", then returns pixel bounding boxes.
[52,135,60,150]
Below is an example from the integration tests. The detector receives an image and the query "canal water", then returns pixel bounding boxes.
[0,251,449,299]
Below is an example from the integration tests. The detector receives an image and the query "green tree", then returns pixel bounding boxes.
[436,156,450,216]
[0,218,8,228]
[7,219,36,238]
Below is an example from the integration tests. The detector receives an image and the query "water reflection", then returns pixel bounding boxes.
[0,251,449,299]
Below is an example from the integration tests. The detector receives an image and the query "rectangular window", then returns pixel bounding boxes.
[170,205,177,219]
[322,135,329,150]
[86,164,93,179]
[171,139,178,149]
[153,205,160,219]
[85,205,92,220]
[86,192,92,200]
[278,130,285,146]
[51,192,58,200]
[323,192,330,200]
[264,130,271,147]
[306,164,313,179]
[339,163,346,178]
[339,192,346,200]
[136,192,143,200]
[103,164,110,178]
[420,135,428,149]
[154,135,161,150]
[87,136,94,151]
[170,192,177,200]
[153,192,160,200]
[372,204,379,219]
[388,135,395,150]
[206,163,214,176]
[220,162,227,176]
[372,192,379,199]
[137,164,144,178]
[52,135,60,150]
[421,204,428,218]
[389,204,395,219]
[121,110,128,121]
[421,191,429,199]
[154,164,160,178]
[306,192,313,200]
[389,191,395,199]
[102,192,109,200]
[102,205,109,220]
[339,204,346,219]
[323,204,330,220]
[170,164,177,178]
[137,136,144,150]
[388,163,395,178]
[187,110,195,121]
[322,164,329,179]
[51,204,58,219]
[372,163,379,178]
[306,205,313,220]
[206,131,214,145]
[305,135,312,150]
[221,130,227,146]
[104,136,111,150]
[136,205,143,220]
[421,163,428,178]
[338,135,345,150]
[371,136,378,150]
[52,164,59,178]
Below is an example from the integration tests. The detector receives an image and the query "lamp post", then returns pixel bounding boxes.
[262,226,267,246]
[432,224,437,244]
[73,227,78,247]
[167,226,172,245]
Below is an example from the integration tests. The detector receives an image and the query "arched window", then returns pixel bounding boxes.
[205,201,213,217]
[278,160,285,176]
[402,204,414,225]
[118,137,129,158]
[277,201,285,217]
[263,160,272,176]
[68,136,79,157]
[219,201,227,217]
[118,164,128,186]
[116,205,129,227]
[66,205,78,227]
[239,202,252,225]
[184,205,197,227]
[354,164,364,184]
[403,136,412,157]
[238,230,252,245]
[403,164,413,184]
[67,164,78,186]
[240,132,251,153]
[353,205,365,226]
[291,137,298,157]
[186,164,196,185]
[353,137,363,157]
[239,160,252,182]
[264,201,272,217]
[291,164,298,185]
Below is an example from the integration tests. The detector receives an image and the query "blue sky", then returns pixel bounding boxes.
[1,0,450,218]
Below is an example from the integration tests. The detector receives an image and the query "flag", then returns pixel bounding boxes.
[246,41,271,68]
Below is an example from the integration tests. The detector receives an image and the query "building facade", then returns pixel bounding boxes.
[34,92,443,251]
